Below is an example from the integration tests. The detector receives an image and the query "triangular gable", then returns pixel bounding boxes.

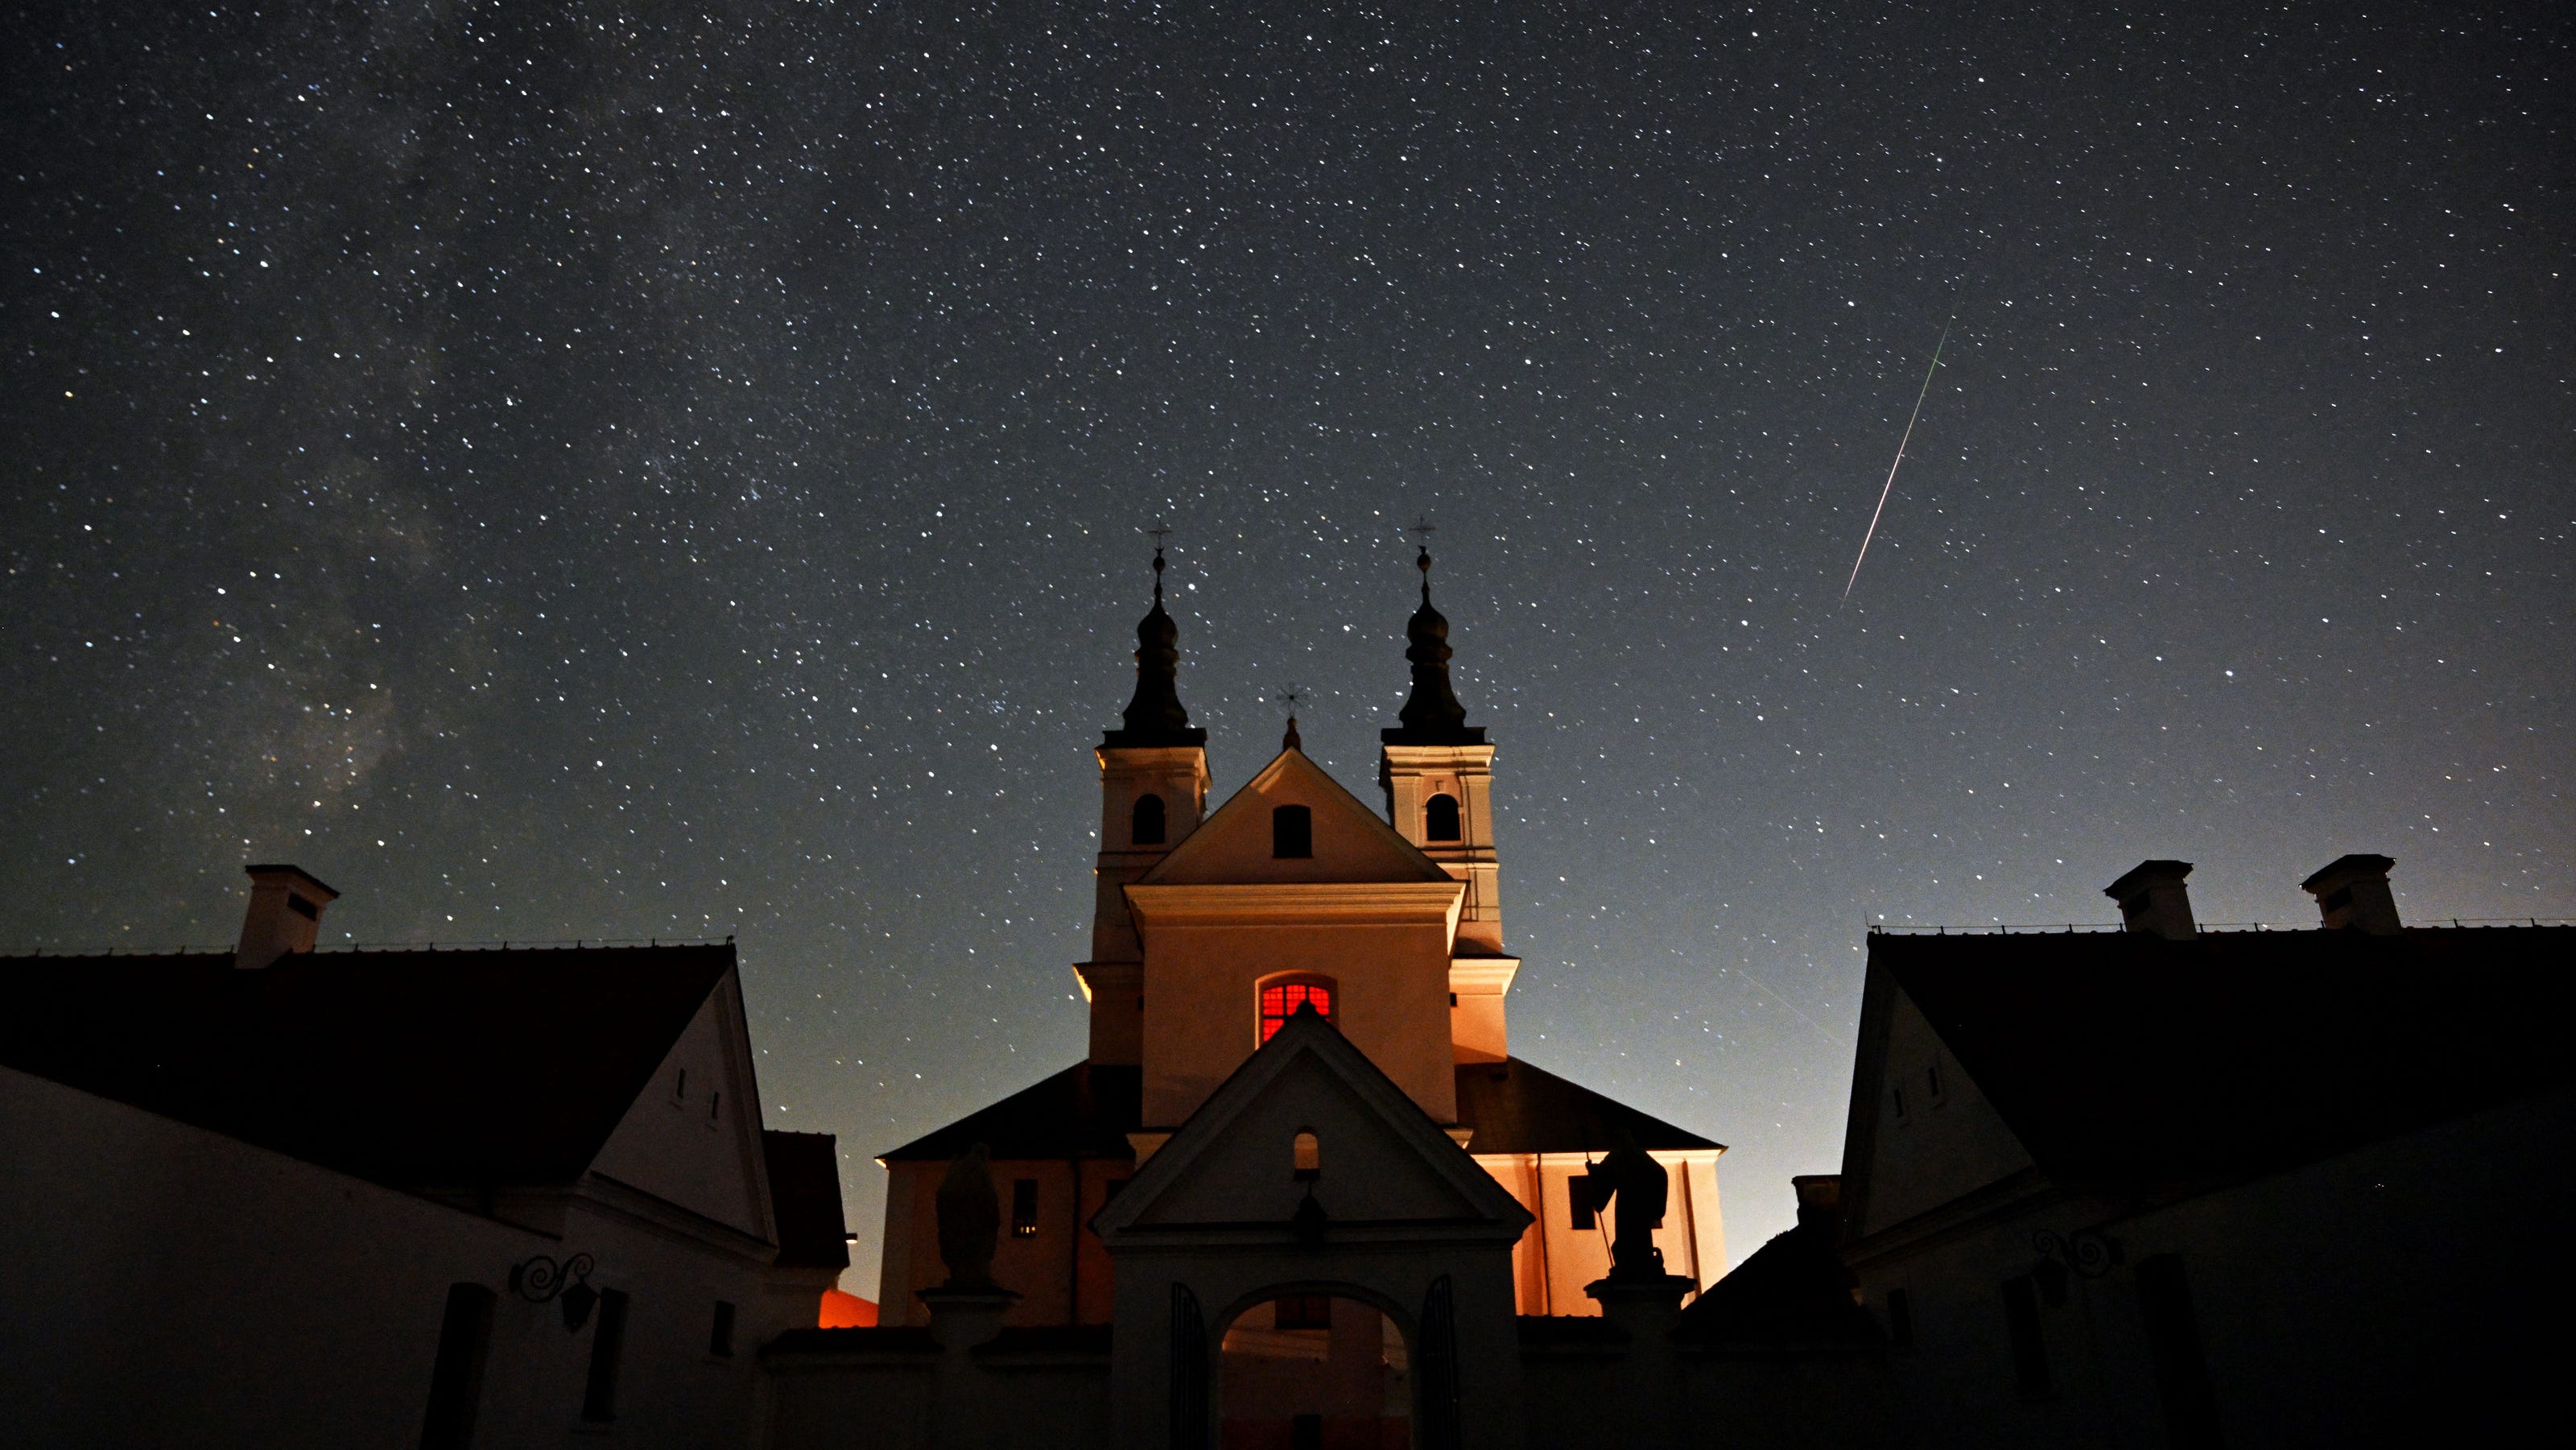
[1095,1009,1530,1240]
[1138,748,1454,887]
[1838,956,2035,1243]
[588,965,778,1245]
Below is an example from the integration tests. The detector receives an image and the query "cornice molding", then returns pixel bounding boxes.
[1093,744,1209,766]
[1381,742,1497,767]
[1125,880,1464,929]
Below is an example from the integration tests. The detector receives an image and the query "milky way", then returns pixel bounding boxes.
[5,2,2567,1275]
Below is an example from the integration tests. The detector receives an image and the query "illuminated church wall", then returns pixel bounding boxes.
[874,551,1729,1328]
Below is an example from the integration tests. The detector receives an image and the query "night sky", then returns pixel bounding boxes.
[6,2,2568,1281]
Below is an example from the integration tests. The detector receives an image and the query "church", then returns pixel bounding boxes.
[14,549,2559,1448]
[872,547,1725,1336]
[768,547,1740,1448]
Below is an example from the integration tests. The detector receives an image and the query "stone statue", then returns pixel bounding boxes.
[1593,1126,1669,1281]
[935,1142,1001,1289]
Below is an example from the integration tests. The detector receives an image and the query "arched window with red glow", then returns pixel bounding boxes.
[1259,978,1335,1042]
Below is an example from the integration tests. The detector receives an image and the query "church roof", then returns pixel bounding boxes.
[881,1056,1718,1161]
[879,1062,1142,1161]
[1867,923,2576,1185]
[0,943,735,1191]
[1451,1056,1722,1155]
[1092,1004,1533,1241]
[762,1129,852,1270]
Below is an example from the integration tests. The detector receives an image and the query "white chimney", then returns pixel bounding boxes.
[2105,860,2197,940]
[2302,854,2401,934]
[235,863,340,969]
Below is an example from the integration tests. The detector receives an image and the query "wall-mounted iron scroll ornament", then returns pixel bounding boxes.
[510,1252,600,1331]
[2029,1228,2124,1307]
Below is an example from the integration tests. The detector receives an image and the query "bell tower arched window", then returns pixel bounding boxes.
[1424,792,1462,842]
[1132,792,1166,845]
[1271,804,1312,858]
[1259,977,1334,1042]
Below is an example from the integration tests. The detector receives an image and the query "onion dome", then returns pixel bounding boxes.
[1104,546,1208,748]
[1382,545,1486,746]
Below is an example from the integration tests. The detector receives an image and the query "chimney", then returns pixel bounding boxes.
[235,863,340,969]
[2104,860,2197,940]
[1790,1174,1843,1237]
[2301,854,2401,934]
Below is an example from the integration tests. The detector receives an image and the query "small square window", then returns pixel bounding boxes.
[1271,804,1313,858]
[1570,1173,1604,1230]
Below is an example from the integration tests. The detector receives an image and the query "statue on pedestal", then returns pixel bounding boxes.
[935,1142,1001,1289]
[1593,1127,1670,1282]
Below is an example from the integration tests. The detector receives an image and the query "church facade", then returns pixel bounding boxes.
[873,547,1727,1332]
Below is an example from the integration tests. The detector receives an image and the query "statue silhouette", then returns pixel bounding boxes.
[935,1142,1001,1289]
[1593,1126,1670,1281]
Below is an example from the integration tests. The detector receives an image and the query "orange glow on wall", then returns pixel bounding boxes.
[818,1289,877,1328]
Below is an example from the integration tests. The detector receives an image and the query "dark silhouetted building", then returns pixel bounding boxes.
[1839,855,2574,1448]
[0,865,847,1450]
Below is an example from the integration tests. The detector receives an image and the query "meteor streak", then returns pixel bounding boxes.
[1843,320,1952,600]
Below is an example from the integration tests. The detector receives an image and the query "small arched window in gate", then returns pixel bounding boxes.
[1293,1130,1320,1179]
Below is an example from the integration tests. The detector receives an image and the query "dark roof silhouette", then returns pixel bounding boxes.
[1674,1219,1882,1348]
[0,944,734,1192]
[881,1055,1717,1160]
[881,1063,1142,1161]
[1453,1057,1723,1155]
[762,1130,852,1271]
[1872,924,2576,1184]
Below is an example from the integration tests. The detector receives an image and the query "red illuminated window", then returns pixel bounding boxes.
[1259,981,1334,1042]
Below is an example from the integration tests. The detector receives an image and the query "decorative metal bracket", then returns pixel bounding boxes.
[510,1252,600,1331]
[2029,1228,2122,1306]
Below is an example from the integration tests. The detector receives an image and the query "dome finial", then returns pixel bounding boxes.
[1412,515,1435,604]
[1383,520,1484,746]
[1276,684,1307,753]
[1104,528,1206,748]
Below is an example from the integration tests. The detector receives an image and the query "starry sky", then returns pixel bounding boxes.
[6,2,2568,1284]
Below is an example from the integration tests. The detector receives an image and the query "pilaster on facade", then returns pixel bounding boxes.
[1088,744,1208,1063]
[1381,742,1505,955]
[1449,954,1520,1063]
